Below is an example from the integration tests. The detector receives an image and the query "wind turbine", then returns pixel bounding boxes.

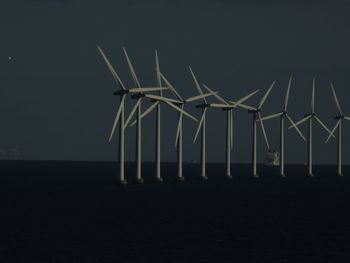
[121,47,170,184]
[97,46,166,185]
[234,81,275,178]
[201,85,260,179]
[259,77,306,177]
[325,83,350,176]
[130,68,213,182]
[289,79,334,177]
[190,66,216,180]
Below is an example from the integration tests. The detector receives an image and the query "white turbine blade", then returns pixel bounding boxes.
[145,94,182,104]
[235,89,260,105]
[128,87,168,93]
[175,106,184,147]
[201,84,228,104]
[186,92,217,103]
[163,100,197,122]
[258,81,275,110]
[189,66,206,103]
[325,120,340,143]
[314,115,335,137]
[345,116,350,121]
[311,79,315,113]
[230,102,257,111]
[258,112,270,149]
[155,50,163,97]
[124,99,141,129]
[284,76,292,111]
[158,71,184,101]
[209,103,234,108]
[97,46,126,90]
[259,112,284,121]
[108,95,126,142]
[285,114,306,142]
[122,47,141,88]
[193,108,207,143]
[330,83,343,116]
[288,115,311,129]
[130,101,159,127]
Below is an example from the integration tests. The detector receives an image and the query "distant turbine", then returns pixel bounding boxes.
[159,71,214,181]
[325,83,350,176]
[289,79,334,177]
[201,85,260,179]
[131,51,197,182]
[97,46,166,185]
[190,66,215,180]
[260,77,306,177]
[122,47,168,184]
[234,81,275,178]
[131,69,212,182]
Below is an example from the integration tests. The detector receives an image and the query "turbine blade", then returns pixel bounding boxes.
[258,112,270,149]
[330,83,343,116]
[189,66,206,103]
[314,115,335,137]
[344,116,350,121]
[288,115,311,129]
[158,71,184,101]
[229,102,257,111]
[175,106,184,147]
[122,47,141,88]
[258,81,275,110]
[97,46,126,90]
[311,79,315,113]
[128,87,168,93]
[145,94,182,104]
[124,99,141,129]
[130,101,159,127]
[108,95,126,142]
[185,92,217,103]
[235,89,260,105]
[259,112,284,121]
[325,119,340,143]
[193,108,207,143]
[286,114,306,142]
[284,76,292,111]
[201,84,228,104]
[163,100,197,122]
[209,103,233,108]
[155,50,163,97]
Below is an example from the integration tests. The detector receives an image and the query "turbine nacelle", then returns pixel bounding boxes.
[195,103,211,109]
[334,115,345,120]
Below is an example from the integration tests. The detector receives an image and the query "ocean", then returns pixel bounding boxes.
[0,161,349,262]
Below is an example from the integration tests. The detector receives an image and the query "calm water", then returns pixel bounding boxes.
[1,161,349,262]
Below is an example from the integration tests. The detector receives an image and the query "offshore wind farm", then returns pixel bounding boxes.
[98,46,345,185]
[2,1,350,262]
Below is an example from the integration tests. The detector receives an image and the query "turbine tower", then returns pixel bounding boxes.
[234,81,275,178]
[201,85,260,179]
[325,83,350,176]
[260,77,306,177]
[97,46,166,185]
[289,79,334,177]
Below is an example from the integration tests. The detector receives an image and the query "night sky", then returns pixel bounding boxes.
[1,0,350,163]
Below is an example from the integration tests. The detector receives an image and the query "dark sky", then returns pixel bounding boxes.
[1,0,350,163]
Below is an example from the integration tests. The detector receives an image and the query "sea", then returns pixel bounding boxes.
[0,160,349,262]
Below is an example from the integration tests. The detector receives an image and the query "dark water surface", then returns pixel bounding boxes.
[1,161,350,262]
